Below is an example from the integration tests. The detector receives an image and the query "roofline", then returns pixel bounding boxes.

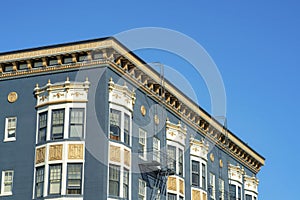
[0,37,265,164]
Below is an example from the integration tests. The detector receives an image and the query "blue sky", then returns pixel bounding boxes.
[1,0,299,199]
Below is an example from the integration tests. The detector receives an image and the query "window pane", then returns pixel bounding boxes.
[4,170,14,193]
[192,160,199,186]
[49,165,61,194]
[124,114,130,145]
[246,194,252,200]
[109,165,120,196]
[167,193,176,200]
[229,184,236,200]
[179,149,183,176]
[52,110,64,139]
[123,169,129,199]
[202,163,206,189]
[110,109,121,141]
[39,113,47,142]
[167,146,176,172]
[70,109,84,138]
[67,164,82,194]
[6,117,17,138]
[36,167,44,197]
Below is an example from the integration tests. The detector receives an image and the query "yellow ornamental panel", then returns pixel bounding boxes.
[49,144,63,161]
[179,179,184,194]
[68,144,84,160]
[167,177,177,191]
[202,192,207,200]
[109,145,121,163]
[192,189,201,200]
[36,147,46,164]
[124,149,131,166]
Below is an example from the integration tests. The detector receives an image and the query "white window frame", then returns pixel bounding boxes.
[4,117,17,142]
[138,179,146,200]
[167,141,185,176]
[139,129,147,160]
[209,173,215,199]
[219,178,224,200]
[229,180,243,200]
[109,104,132,146]
[1,170,14,195]
[153,137,160,163]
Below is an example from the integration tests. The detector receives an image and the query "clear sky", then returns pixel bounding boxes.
[1,0,299,199]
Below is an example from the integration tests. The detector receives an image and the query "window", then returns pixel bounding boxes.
[139,129,147,159]
[48,58,58,66]
[238,186,241,200]
[36,167,44,197]
[19,63,28,70]
[78,54,88,62]
[67,164,82,194]
[191,160,200,187]
[38,112,47,143]
[202,163,206,189]
[229,184,236,200]
[49,164,62,195]
[246,194,252,200]
[167,145,176,172]
[123,168,129,199]
[63,56,73,64]
[209,173,215,199]
[33,60,43,68]
[93,52,103,60]
[124,114,130,145]
[167,193,176,200]
[4,65,14,72]
[51,109,64,140]
[110,109,121,141]
[179,149,184,176]
[153,137,160,163]
[1,170,14,195]
[5,117,17,141]
[109,165,120,196]
[219,179,224,200]
[69,109,84,138]
[138,179,146,200]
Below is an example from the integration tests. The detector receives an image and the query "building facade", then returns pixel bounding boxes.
[0,38,265,200]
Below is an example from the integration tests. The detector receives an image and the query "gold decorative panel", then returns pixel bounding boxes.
[167,177,177,191]
[109,145,121,163]
[179,179,184,194]
[202,192,207,200]
[49,144,63,161]
[36,147,46,164]
[192,189,200,200]
[124,149,131,166]
[140,105,146,116]
[68,144,84,160]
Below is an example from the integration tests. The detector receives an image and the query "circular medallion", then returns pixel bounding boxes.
[140,105,146,116]
[219,159,223,168]
[154,114,159,125]
[210,153,215,162]
[7,92,18,103]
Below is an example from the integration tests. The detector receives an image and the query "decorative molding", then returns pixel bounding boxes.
[167,176,177,191]
[49,144,63,161]
[179,179,184,194]
[108,77,136,111]
[192,189,200,200]
[166,119,187,146]
[202,191,207,200]
[219,159,223,168]
[190,138,209,160]
[109,145,121,163]
[140,105,146,116]
[34,77,90,108]
[36,147,46,164]
[210,153,215,162]
[7,91,18,103]
[124,149,130,167]
[228,164,245,183]
[68,144,84,160]
[244,175,259,193]
[154,114,159,125]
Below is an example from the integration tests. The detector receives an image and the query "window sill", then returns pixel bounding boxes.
[3,138,16,142]
[0,192,13,196]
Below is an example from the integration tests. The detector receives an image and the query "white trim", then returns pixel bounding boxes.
[1,170,14,196]
[4,117,17,142]
[190,155,207,190]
